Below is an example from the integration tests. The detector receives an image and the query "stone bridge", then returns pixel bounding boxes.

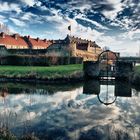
[83,50,140,79]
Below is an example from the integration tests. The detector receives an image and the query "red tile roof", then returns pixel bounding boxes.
[0,33,28,47]
[28,37,52,49]
[0,33,52,49]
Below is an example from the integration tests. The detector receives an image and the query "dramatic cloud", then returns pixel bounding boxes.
[0,0,139,55]
[102,0,124,20]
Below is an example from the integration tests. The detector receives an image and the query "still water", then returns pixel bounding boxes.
[0,81,140,140]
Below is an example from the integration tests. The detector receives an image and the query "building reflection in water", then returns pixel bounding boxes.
[115,81,132,97]
[0,87,8,98]
[83,79,132,105]
[83,80,100,95]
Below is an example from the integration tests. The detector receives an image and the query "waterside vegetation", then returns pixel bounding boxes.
[0,64,140,85]
[131,65,140,86]
[0,64,83,83]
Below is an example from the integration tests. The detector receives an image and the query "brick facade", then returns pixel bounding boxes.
[0,32,102,61]
[47,35,102,61]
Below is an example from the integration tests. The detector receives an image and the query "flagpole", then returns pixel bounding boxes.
[70,23,71,36]
[70,25,71,36]
[69,25,71,36]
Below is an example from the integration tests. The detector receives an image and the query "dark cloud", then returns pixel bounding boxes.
[0,0,139,49]
[0,0,139,30]
[23,6,54,16]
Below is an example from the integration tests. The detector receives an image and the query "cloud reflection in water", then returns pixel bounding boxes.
[0,82,140,140]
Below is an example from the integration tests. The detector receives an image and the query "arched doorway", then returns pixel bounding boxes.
[98,50,118,78]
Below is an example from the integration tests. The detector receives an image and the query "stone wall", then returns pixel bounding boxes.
[115,61,134,79]
[83,61,100,78]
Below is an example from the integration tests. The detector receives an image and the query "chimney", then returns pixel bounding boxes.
[36,37,39,42]
[43,39,47,42]
[13,34,19,40]
[1,32,5,38]
[27,35,30,39]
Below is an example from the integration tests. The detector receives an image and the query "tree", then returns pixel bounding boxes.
[0,23,10,34]
[103,46,110,51]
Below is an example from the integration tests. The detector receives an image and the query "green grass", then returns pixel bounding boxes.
[134,65,140,74]
[0,64,83,79]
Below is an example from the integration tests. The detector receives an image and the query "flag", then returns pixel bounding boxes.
[68,25,71,31]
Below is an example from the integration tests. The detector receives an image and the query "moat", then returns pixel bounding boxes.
[0,81,140,140]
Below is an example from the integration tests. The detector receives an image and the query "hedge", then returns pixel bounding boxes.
[0,55,83,66]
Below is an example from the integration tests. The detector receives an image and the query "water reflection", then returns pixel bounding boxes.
[115,81,132,97]
[83,80,133,105]
[0,82,140,140]
[83,80,100,95]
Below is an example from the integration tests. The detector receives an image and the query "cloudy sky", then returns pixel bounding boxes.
[0,0,140,56]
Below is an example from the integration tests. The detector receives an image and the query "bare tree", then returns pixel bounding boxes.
[0,23,10,34]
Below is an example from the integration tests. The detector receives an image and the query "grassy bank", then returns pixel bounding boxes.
[134,65,140,74]
[131,65,140,86]
[0,64,83,82]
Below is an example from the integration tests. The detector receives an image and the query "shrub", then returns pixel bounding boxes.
[0,55,83,66]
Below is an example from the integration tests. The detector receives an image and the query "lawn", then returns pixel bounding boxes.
[0,64,83,79]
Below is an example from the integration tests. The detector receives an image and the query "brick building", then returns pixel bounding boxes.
[0,32,52,48]
[0,32,102,61]
[0,32,29,49]
[47,35,102,61]
[24,36,52,49]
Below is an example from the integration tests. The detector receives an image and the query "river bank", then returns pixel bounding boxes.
[0,65,140,85]
[130,65,140,86]
[0,64,83,84]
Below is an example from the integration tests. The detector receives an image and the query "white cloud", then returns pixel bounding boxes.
[45,9,65,24]
[109,21,120,27]
[119,29,140,41]
[98,35,139,56]
[67,20,103,41]
[127,29,140,40]
[0,15,8,23]
[10,18,26,27]
[97,36,122,47]
[95,33,139,56]
[68,0,92,13]
[44,9,103,41]
[0,2,21,13]
[102,0,124,20]
[76,14,109,30]
[20,12,44,25]
[20,0,37,7]
[21,12,36,21]
[74,4,92,13]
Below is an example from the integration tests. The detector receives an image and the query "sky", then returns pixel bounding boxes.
[0,0,140,56]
